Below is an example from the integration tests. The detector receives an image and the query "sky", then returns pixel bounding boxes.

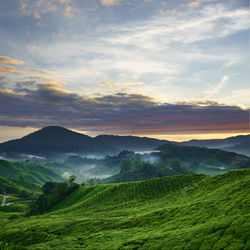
[0,0,249,142]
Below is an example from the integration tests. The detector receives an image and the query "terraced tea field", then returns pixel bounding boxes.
[0,169,249,249]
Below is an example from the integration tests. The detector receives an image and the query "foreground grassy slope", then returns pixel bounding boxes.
[0,160,63,184]
[0,169,249,249]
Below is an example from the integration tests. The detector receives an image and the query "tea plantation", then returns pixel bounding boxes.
[0,169,249,249]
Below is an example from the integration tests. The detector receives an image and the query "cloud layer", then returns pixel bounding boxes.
[0,83,248,135]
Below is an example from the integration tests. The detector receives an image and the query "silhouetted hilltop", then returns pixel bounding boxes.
[0,126,168,156]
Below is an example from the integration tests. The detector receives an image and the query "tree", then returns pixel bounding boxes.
[68,175,76,186]
[87,178,95,186]
[120,160,132,175]
[42,182,56,195]
[19,176,24,181]
[190,160,199,171]
[18,189,29,198]
[168,158,183,174]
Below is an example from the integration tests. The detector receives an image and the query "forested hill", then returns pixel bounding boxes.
[157,143,248,165]
[0,126,169,156]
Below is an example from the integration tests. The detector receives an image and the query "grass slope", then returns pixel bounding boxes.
[0,176,41,195]
[0,169,249,249]
[0,160,63,184]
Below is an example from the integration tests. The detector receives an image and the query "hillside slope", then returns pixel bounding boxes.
[0,159,63,184]
[0,169,249,249]
[0,176,41,195]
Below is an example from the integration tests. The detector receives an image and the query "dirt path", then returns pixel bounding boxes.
[1,195,8,206]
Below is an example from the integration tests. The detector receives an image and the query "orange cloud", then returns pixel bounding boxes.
[0,56,26,65]
[100,82,120,88]
[19,0,27,12]
[187,1,200,8]
[64,6,76,18]
[0,65,21,74]
[33,12,41,19]
[27,45,40,51]
[58,0,72,4]
[100,0,117,6]
[100,81,144,88]
[52,32,65,38]
[0,65,56,77]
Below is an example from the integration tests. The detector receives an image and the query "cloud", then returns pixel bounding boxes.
[12,2,248,110]
[58,0,72,4]
[205,74,237,98]
[52,32,65,38]
[100,0,118,6]
[18,0,58,19]
[100,82,120,88]
[0,56,26,65]
[33,12,41,19]
[0,65,20,74]
[27,45,40,51]
[19,0,27,12]
[0,65,56,76]
[64,6,76,18]
[187,1,200,8]
[100,81,144,88]
[48,4,58,12]
[186,0,215,8]
[0,85,248,135]
[123,81,144,86]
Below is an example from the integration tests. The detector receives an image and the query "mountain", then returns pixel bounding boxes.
[0,169,249,249]
[95,134,169,152]
[0,126,248,158]
[0,126,114,156]
[181,134,250,156]
[0,126,170,157]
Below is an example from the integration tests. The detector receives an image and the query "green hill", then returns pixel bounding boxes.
[0,169,249,249]
[0,160,64,184]
[158,143,247,165]
[0,176,41,195]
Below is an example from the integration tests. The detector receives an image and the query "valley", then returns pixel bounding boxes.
[0,127,249,249]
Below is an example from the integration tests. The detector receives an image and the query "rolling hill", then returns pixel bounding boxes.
[0,176,41,195]
[0,160,63,184]
[0,169,249,249]
[101,144,249,183]
[157,143,248,166]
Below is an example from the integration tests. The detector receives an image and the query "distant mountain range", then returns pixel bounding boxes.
[180,134,250,156]
[0,126,249,157]
[0,126,170,157]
